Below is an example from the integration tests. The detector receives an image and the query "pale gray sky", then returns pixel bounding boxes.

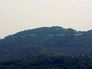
[0,0,92,38]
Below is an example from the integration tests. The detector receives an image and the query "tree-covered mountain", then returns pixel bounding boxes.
[0,26,92,60]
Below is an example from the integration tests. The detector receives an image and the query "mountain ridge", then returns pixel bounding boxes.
[0,26,92,61]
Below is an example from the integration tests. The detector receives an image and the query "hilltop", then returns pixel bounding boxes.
[0,26,92,60]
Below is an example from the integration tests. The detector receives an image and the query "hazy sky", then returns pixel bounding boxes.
[0,0,92,38]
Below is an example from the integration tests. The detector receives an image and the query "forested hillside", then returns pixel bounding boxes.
[0,26,92,60]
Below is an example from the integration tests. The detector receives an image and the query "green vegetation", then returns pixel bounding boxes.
[0,56,92,69]
[0,26,92,61]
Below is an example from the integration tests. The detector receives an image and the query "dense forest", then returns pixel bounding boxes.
[0,26,92,60]
[0,56,92,69]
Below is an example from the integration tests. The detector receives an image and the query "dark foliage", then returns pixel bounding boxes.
[0,56,92,69]
[0,26,92,60]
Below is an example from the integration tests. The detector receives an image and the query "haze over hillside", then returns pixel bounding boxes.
[1,0,92,38]
[0,26,92,61]
[1,0,92,68]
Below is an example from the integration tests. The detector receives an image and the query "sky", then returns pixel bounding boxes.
[0,0,92,38]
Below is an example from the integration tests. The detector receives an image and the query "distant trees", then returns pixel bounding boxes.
[0,26,92,60]
[0,56,92,69]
